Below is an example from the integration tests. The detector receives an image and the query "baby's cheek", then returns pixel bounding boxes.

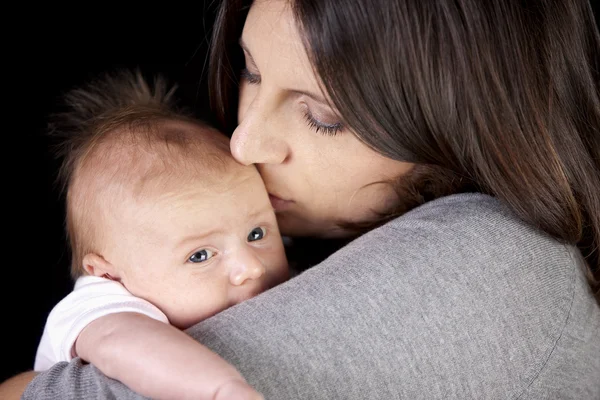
[168,284,230,329]
[163,303,217,330]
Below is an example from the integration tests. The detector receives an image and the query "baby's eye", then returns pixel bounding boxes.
[188,249,214,263]
[247,227,266,242]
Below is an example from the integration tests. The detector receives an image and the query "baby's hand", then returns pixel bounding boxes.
[214,380,264,400]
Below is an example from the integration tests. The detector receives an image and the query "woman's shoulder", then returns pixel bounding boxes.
[331,192,599,398]
[340,192,584,310]
[379,191,554,243]
[355,192,579,277]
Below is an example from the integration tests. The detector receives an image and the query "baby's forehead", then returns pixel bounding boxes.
[72,119,251,204]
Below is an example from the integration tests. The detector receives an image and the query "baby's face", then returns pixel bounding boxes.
[110,163,289,329]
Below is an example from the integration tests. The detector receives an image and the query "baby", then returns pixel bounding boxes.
[33,70,290,400]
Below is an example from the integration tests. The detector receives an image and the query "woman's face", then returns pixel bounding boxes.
[233,0,412,238]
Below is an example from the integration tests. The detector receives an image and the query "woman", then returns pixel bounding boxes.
[7,0,600,398]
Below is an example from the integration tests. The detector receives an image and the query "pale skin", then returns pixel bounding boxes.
[76,313,263,400]
[1,0,411,397]
[82,128,289,330]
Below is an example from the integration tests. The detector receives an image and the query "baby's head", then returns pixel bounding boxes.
[54,70,289,329]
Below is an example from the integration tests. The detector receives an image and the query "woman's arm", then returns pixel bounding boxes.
[22,195,600,399]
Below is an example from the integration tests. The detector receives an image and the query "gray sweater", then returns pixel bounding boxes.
[23,193,600,399]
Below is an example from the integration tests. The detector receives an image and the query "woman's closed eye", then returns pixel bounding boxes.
[241,68,261,85]
[303,108,343,136]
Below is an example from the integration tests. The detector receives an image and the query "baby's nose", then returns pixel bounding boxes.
[230,258,266,286]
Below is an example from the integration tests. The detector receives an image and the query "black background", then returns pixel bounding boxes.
[3,5,218,382]
[3,1,599,385]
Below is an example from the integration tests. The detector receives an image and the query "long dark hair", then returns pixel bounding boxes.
[208,0,600,304]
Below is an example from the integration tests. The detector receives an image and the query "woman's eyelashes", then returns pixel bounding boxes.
[303,109,343,136]
[241,68,261,84]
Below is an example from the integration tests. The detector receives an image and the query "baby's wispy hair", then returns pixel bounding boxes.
[49,68,197,198]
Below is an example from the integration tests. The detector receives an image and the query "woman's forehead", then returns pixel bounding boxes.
[242,0,328,100]
[243,1,303,62]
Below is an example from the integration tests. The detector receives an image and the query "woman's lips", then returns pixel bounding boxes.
[269,194,294,211]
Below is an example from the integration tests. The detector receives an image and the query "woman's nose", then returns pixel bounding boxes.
[231,95,290,166]
[229,253,266,286]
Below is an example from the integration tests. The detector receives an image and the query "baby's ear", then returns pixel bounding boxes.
[82,253,121,281]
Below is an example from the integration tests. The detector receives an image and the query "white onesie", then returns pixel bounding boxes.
[34,275,169,371]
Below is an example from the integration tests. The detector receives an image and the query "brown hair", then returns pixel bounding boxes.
[50,69,227,278]
[208,0,600,304]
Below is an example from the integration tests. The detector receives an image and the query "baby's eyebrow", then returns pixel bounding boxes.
[247,206,276,221]
[176,230,220,251]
